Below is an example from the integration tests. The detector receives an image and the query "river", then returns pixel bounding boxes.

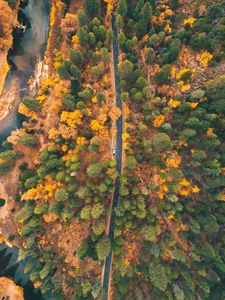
[0,0,50,298]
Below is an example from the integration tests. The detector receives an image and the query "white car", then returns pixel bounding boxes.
[112,148,116,156]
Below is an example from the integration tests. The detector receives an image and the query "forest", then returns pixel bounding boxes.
[0,0,224,299]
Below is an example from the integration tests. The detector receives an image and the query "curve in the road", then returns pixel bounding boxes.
[103,14,123,300]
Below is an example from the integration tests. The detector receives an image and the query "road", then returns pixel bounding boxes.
[102,14,123,300]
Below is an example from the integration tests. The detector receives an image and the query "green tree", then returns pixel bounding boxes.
[180,70,193,82]
[58,60,71,80]
[96,92,106,102]
[23,97,41,112]
[78,27,89,46]
[87,163,103,177]
[133,0,145,19]
[136,77,147,90]
[155,64,171,85]
[17,135,39,148]
[142,226,157,242]
[88,32,96,45]
[101,47,110,63]
[83,0,100,19]
[96,237,111,260]
[145,48,154,65]
[118,59,134,79]
[24,176,38,189]
[92,220,105,236]
[204,75,225,113]
[80,206,91,220]
[69,49,83,66]
[133,91,143,101]
[152,133,172,151]
[149,261,169,292]
[34,203,48,215]
[125,156,137,170]
[69,65,81,81]
[116,14,123,30]
[91,203,104,219]
[161,41,180,65]
[180,128,197,141]
[77,9,88,27]
[55,188,69,202]
[91,65,104,79]
[121,92,129,101]
[77,240,88,258]
[190,33,209,51]
[106,29,114,47]
[89,136,101,152]
[116,0,127,17]
[118,32,126,47]
[134,2,152,36]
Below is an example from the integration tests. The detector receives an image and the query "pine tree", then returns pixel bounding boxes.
[116,0,127,17]
[83,0,100,19]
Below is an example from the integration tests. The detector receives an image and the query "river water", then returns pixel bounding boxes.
[0,0,50,298]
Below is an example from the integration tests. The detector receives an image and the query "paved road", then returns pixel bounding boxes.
[103,14,123,300]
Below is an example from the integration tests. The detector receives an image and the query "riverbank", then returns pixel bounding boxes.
[0,1,19,96]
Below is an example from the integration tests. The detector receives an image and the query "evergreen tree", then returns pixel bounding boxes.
[83,0,100,19]
[116,0,128,17]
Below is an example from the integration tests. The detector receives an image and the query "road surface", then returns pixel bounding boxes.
[103,14,123,300]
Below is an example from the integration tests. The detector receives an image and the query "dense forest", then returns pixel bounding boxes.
[0,0,224,299]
